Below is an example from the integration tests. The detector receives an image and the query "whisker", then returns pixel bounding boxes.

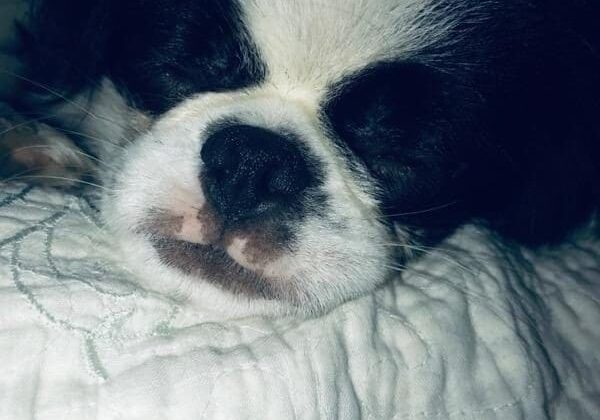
[3,170,205,216]
[0,68,146,139]
[1,165,64,183]
[0,115,56,136]
[381,201,459,218]
[382,240,501,265]
[0,145,119,173]
[384,263,412,273]
[8,175,111,190]
[0,68,95,115]
[0,165,103,188]
[385,241,484,278]
[52,126,130,153]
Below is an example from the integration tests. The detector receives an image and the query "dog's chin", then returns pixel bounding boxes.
[153,239,280,300]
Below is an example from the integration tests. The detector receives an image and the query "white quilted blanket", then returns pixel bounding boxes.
[0,183,599,419]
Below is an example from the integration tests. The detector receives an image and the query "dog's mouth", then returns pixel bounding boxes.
[153,238,279,300]
[139,205,299,302]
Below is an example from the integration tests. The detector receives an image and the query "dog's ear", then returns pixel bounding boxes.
[16,0,117,101]
[494,132,600,246]
[484,4,600,245]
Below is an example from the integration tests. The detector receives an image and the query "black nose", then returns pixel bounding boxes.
[200,124,316,223]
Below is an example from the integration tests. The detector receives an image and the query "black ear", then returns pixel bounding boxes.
[494,128,600,246]
[17,0,117,100]
[484,2,600,245]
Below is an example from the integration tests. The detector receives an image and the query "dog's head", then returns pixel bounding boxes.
[20,0,600,315]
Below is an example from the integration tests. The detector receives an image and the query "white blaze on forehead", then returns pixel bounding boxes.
[240,0,449,96]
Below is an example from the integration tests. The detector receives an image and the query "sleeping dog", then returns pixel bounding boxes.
[2,0,599,315]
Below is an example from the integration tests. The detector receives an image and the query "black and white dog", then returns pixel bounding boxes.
[3,0,600,315]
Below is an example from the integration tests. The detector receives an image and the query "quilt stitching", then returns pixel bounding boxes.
[0,183,181,382]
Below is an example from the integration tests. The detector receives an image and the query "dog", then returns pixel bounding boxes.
[2,0,599,316]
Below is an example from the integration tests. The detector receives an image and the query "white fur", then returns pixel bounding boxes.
[241,0,454,96]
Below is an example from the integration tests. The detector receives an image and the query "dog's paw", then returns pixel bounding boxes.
[0,113,92,187]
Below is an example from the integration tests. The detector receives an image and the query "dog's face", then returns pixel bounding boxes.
[102,1,431,315]
[20,0,600,315]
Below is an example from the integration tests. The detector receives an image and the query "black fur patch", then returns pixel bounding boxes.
[20,0,265,114]
[325,61,484,240]
[325,0,600,245]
